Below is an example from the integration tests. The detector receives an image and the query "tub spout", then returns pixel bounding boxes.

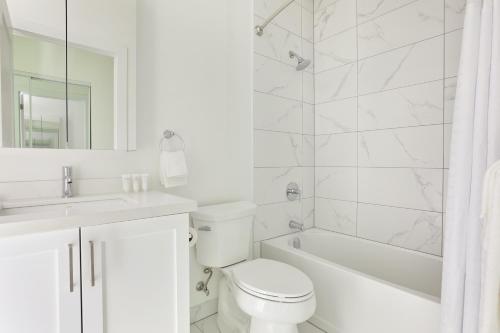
[289,220,304,232]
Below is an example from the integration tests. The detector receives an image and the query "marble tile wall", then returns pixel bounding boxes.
[313,0,465,256]
[253,0,315,249]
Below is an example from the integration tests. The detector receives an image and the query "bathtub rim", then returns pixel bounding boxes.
[261,228,442,304]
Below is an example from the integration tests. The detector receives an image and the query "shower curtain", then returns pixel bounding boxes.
[441,0,500,332]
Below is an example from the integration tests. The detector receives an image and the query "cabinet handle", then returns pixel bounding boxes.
[68,244,74,293]
[89,241,95,287]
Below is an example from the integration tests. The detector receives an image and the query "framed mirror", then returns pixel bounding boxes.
[0,0,136,150]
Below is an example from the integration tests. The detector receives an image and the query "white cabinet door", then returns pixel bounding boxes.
[0,229,81,333]
[81,214,190,333]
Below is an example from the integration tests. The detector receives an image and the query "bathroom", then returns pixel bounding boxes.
[0,0,498,332]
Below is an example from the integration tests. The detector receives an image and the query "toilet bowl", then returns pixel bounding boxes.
[227,259,316,333]
[192,202,316,333]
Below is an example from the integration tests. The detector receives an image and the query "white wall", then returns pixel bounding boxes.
[137,0,253,318]
[0,0,253,322]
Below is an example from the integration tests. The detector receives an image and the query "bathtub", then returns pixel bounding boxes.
[261,229,442,333]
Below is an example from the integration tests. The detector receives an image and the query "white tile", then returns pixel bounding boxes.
[254,54,302,101]
[254,16,302,66]
[194,314,220,333]
[358,0,444,59]
[301,0,314,14]
[302,7,314,42]
[254,167,302,204]
[299,321,326,333]
[357,204,443,255]
[358,81,444,131]
[315,63,357,103]
[302,167,315,198]
[255,201,301,241]
[316,98,357,134]
[444,77,457,123]
[315,28,357,72]
[190,324,202,333]
[303,39,315,73]
[316,167,357,201]
[190,299,218,324]
[443,169,449,208]
[254,130,301,167]
[315,198,357,235]
[302,197,315,228]
[444,123,452,168]
[303,71,315,104]
[253,241,262,258]
[303,103,315,135]
[314,0,338,12]
[357,0,416,23]
[254,92,302,133]
[445,29,463,78]
[254,0,302,36]
[315,133,357,166]
[358,168,443,211]
[358,125,443,168]
[445,0,466,32]
[358,36,444,95]
[314,0,356,42]
[300,135,315,167]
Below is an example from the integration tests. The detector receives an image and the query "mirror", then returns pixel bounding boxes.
[0,0,136,150]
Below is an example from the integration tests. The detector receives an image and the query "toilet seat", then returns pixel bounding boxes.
[231,259,314,303]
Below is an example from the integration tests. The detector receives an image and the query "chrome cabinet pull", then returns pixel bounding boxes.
[68,244,74,293]
[89,241,95,287]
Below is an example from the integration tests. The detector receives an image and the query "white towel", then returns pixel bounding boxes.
[479,161,500,333]
[160,151,188,188]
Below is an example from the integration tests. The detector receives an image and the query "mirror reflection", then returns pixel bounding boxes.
[0,0,135,150]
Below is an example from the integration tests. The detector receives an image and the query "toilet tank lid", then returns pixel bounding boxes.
[191,201,257,222]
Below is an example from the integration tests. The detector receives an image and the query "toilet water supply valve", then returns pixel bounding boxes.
[196,267,214,296]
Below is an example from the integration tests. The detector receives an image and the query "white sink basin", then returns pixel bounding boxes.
[0,196,133,217]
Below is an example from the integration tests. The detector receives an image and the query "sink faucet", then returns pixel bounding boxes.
[62,166,73,198]
[289,220,304,232]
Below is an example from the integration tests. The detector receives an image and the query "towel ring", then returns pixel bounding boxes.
[159,130,185,152]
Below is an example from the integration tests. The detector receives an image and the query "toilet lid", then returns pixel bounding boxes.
[231,259,314,301]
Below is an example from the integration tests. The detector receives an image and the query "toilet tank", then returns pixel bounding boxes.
[192,201,256,268]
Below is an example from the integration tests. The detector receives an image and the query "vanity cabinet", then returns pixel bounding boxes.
[0,214,189,333]
[0,228,82,333]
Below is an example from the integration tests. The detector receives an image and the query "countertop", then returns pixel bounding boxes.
[0,191,197,238]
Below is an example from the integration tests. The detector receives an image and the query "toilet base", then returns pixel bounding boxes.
[250,318,298,333]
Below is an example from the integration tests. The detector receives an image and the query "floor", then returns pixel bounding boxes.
[190,314,326,333]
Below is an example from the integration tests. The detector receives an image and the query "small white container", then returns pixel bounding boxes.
[121,174,132,193]
[141,174,149,192]
[132,174,141,193]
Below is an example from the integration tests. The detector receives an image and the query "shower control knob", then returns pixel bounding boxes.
[286,182,301,201]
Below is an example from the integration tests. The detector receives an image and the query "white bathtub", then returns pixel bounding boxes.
[261,229,442,333]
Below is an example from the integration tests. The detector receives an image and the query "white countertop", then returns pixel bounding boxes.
[0,191,197,239]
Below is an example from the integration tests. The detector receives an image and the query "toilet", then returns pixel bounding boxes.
[192,201,316,333]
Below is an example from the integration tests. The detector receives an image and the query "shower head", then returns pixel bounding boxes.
[289,51,311,71]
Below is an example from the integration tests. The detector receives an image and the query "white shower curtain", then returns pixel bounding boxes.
[441,0,500,332]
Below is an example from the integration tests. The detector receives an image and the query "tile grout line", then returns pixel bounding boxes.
[355,0,359,238]
[441,0,447,256]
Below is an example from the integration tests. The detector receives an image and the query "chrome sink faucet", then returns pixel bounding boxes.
[289,220,304,232]
[62,166,73,198]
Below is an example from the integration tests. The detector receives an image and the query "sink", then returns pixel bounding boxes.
[0,196,133,217]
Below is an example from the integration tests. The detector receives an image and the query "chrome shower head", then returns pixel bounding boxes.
[289,50,311,71]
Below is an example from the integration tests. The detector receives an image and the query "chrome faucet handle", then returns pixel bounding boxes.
[289,220,304,232]
[62,166,73,198]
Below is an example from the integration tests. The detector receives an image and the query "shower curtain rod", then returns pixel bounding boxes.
[255,0,295,36]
